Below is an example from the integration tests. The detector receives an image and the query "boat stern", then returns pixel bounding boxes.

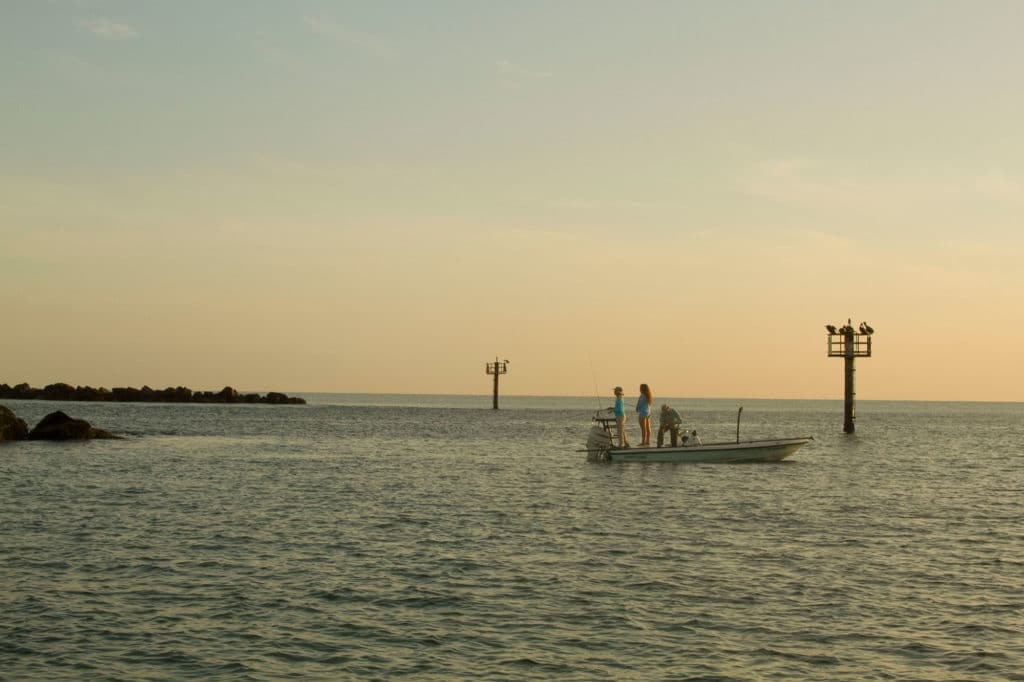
[585,424,613,462]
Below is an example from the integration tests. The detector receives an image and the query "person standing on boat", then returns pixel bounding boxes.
[636,383,653,446]
[657,403,683,447]
[613,386,630,447]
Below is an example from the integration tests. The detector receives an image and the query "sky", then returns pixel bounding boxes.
[2,1,1023,401]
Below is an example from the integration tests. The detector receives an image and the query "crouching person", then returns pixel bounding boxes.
[657,404,683,447]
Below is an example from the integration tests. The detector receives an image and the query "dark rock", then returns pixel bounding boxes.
[112,387,141,402]
[1,382,41,399]
[263,392,306,404]
[0,405,29,442]
[43,383,76,401]
[217,386,238,403]
[28,410,118,441]
[4,382,40,399]
[165,386,192,402]
[73,385,105,401]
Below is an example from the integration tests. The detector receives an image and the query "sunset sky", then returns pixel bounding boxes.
[2,2,1022,401]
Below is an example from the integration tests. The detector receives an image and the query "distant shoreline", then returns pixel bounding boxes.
[0,382,305,405]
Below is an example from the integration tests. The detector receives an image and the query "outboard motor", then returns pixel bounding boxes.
[586,424,613,461]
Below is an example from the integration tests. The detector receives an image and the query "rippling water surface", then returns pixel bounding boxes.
[2,396,1022,680]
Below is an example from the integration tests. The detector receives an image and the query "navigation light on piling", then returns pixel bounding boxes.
[826,319,875,434]
[485,357,509,410]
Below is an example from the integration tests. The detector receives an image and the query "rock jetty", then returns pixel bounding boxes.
[0,382,306,405]
[0,407,117,442]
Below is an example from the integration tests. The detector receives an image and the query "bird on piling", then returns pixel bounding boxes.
[861,322,874,334]
[826,324,838,335]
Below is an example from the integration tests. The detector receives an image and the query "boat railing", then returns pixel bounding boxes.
[591,410,621,441]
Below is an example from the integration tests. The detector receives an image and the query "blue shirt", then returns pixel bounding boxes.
[613,396,625,417]
[636,396,651,418]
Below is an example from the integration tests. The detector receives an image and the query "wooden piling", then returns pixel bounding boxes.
[844,328,856,433]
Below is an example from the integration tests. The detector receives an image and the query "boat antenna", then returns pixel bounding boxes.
[736,406,743,443]
[589,353,604,410]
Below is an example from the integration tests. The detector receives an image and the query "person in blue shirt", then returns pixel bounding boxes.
[636,383,653,446]
[613,386,629,447]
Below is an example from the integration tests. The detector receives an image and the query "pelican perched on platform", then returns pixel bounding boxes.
[825,324,838,334]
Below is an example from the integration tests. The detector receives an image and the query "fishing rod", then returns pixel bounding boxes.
[589,353,605,411]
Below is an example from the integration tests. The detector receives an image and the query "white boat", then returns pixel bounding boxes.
[583,410,812,463]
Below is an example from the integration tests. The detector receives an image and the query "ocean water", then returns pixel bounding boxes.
[1,395,1021,681]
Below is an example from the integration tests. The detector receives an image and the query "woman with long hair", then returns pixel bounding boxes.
[637,383,653,446]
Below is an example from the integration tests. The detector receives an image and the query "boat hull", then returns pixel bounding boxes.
[591,437,812,463]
